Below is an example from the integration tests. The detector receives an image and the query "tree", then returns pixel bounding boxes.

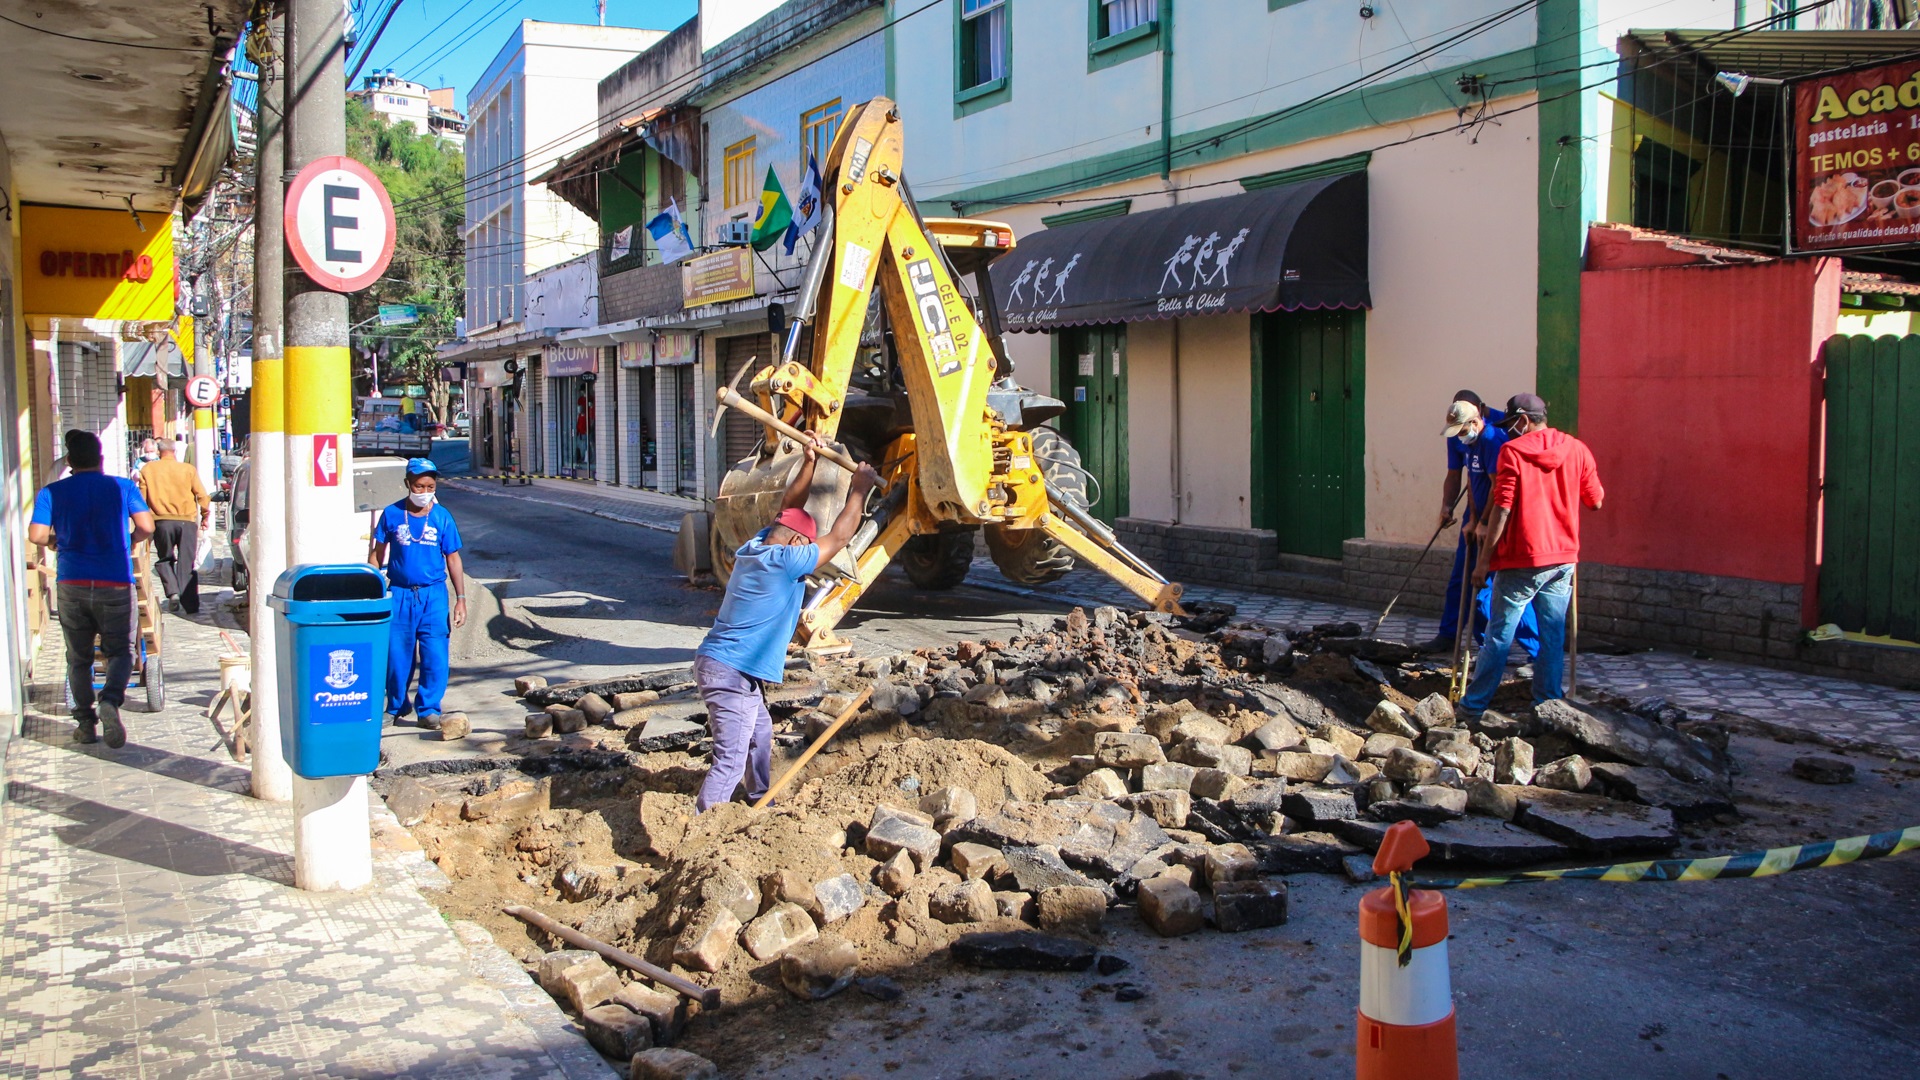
[345,98,464,422]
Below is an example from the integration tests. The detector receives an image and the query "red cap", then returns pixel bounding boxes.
[774,507,817,541]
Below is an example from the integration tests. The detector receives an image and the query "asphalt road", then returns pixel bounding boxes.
[392,454,1920,1078]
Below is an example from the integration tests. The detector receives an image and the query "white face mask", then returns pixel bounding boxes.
[407,491,435,509]
[1458,423,1481,445]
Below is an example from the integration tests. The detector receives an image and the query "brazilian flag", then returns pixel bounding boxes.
[750,166,794,252]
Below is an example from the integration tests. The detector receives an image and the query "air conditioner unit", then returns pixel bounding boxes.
[716,221,752,247]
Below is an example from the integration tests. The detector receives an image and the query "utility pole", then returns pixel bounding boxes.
[250,8,293,804]
[285,0,369,891]
[192,279,217,492]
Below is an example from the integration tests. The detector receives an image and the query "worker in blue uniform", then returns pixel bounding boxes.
[368,458,467,729]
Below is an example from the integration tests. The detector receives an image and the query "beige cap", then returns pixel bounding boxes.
[1442,400,1479,438]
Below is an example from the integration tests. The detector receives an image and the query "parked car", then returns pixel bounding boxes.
[221,457,250,594]
[450,410,471,437]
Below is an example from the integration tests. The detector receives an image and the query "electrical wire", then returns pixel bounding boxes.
[345,0,410,87]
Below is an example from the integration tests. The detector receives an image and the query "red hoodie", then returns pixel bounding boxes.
[1488,427,1604,571]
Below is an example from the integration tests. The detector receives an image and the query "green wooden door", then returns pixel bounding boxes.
[1253,309,1365,558]
[1055,326,1129,525]
[1821,334,1920,640]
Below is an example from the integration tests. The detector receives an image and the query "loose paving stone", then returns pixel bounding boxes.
[1282,787,1360,824]
[996,890,1036,920]
[1367,700,1421,738]
[613,689,661,710]
[1383,746,1442,783]
[1514,789,1680,854]
[1249,716,1306,752]
[673,906,742,973]
[951,931,1099,971]
[1367,797,1465,826]
[1000,845,1109,895]
[1533,698,1731,786]
[514,674,548,694]
[741,902,820,961]
[614,980,687,1043]
[581,1002,653,1059]
[1116,789,1192,829]
[1206,843,1261,888]
[780,935,860,1000]
[931,879,998,923]
[1213,879,1290,931]
[1190,767,1246,801]
[1317,723,1368,759]
[1172,738,1255,775]
[865,808,943,870]
[632,1047,721,1080]
[1096,731,1166,768]
[1332,817,1574,867]
[1465,777,1520,820]
[1256,830,1364,874]
[632,717,706,753]
[1269,750,1335,782]
[1791,755,1857,785]
[1037,885,1109,934]
[813,872,867,924]
[1079,767,1131,799]
[876,848,916,895]
[1137,876,1206,936]
[577,692,615,723]
[949,841,1006,881]
[524,710,555,737]
[1535,754,1595,792]
[1495,737,1537,785]
[1141,761,1199,792]
[1589,762,1738,822]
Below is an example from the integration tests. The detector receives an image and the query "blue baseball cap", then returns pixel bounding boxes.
[405,457,439,477]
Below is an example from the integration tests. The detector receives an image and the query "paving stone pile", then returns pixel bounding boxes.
[389,604,1749,1075]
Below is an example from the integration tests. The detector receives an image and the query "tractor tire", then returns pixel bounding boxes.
[898,531,975,590]
[985,427,1088,585]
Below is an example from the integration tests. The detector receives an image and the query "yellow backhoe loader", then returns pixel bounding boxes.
[703,96,1183,650]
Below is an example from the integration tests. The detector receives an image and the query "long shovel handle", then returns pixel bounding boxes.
[752,685,874,809]
[715,387,863,473]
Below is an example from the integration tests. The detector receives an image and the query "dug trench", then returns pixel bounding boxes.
[375,605,1920,1077]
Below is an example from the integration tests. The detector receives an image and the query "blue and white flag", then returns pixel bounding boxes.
[647,199,695,264]
[783,152,824,256]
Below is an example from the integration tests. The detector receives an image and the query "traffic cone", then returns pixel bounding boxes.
[1356,821,1458,1080]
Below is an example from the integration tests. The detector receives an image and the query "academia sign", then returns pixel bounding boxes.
[1789,59,1920,253]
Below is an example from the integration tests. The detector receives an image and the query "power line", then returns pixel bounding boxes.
[345,0,409,86]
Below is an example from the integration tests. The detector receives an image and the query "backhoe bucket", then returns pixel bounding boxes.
[710,439,857,585]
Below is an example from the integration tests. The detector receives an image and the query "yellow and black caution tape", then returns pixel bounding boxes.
[1410,825,1920,890]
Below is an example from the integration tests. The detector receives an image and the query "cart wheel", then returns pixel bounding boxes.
[145,653,166,711]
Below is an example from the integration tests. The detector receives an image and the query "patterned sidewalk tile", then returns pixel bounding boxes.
[2,595,616,1079]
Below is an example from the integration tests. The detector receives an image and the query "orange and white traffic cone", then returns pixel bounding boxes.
[1356,821,1458,1080]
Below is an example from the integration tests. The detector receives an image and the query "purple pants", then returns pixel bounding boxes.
[693,655,772,812]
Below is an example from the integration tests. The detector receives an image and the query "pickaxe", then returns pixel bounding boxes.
[711,356,863,473]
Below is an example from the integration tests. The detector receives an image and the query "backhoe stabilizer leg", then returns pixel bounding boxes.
[796,513,917,650]
[1035,514,1186,615]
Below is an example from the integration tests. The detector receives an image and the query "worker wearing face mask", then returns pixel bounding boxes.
[368,458,467,730]
[1423,392,1540,662]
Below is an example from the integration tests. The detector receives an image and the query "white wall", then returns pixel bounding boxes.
[701,0,788,53]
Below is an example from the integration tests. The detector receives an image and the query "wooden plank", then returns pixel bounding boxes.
[1894,336,1920,642]
[1819,336,1853,626]
[1864,336,1903,635]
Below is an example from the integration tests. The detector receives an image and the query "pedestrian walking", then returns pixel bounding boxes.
[28,430,156,748]
[130,438,159,479]
[1458,394,1604,719]
[368,459,468,729]
[135,438,210,614]
[1424,394,1541,662]
[694,434,879,811]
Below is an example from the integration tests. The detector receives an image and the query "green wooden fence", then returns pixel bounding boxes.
[1821,334,1920,640]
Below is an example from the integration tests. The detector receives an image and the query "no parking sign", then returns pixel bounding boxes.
[285,156,395,292]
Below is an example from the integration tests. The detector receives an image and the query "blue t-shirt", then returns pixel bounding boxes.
[698,527,820,683]
[372,501,462,586]
[31,473,149,584]
[1446,407,1507,471]
[1458,422,1514,517]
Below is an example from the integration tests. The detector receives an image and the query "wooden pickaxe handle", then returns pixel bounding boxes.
[752,685,873,809]
[715,386,863,473]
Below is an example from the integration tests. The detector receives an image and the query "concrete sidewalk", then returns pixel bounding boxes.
[0,595,614,1078]
[450,478,1920,761]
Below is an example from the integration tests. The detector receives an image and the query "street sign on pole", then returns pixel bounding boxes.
[312,433,340,486]
[185,375,221,408]
[377,303,417,326]
[285,155,395,293]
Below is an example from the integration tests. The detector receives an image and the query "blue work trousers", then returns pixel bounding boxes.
[386,583,450,718]
[1438,533,1541,659]
[1460,563,1574,715]
[693,654,772,813]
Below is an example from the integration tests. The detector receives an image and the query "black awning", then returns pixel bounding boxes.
[122,339,187,379]
[990,171,1369,331]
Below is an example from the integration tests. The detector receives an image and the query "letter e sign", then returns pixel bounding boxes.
[285,156,395,292]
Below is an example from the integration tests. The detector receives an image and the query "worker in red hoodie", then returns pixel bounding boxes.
[1458,393,1604,719]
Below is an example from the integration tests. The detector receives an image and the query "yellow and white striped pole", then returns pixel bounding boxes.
[285,0,369,892]
[248,10,291,804]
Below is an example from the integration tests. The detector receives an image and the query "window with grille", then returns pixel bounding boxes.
[960,0,1008,90]
[1098,0,1155,37]
[723,137,757,208]
[801,100,843,168]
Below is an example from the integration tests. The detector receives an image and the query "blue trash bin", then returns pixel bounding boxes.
[267,564,392,778]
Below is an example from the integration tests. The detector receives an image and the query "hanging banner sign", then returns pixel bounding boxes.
[544,345,598,377]
[682,248,754,307]
[1788,59,1920,253]
[617,339,652,369]
[655,329,697,366]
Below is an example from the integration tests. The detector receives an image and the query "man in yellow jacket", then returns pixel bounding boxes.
[136,438,211,615]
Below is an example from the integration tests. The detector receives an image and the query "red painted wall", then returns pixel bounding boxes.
[1579,247,1839,592]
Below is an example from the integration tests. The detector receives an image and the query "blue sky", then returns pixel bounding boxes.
[348,0,697,104]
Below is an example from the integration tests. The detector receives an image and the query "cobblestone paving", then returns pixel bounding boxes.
[0,592,615,1079]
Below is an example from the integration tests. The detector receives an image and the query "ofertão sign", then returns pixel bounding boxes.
[1789,58,1920,253]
